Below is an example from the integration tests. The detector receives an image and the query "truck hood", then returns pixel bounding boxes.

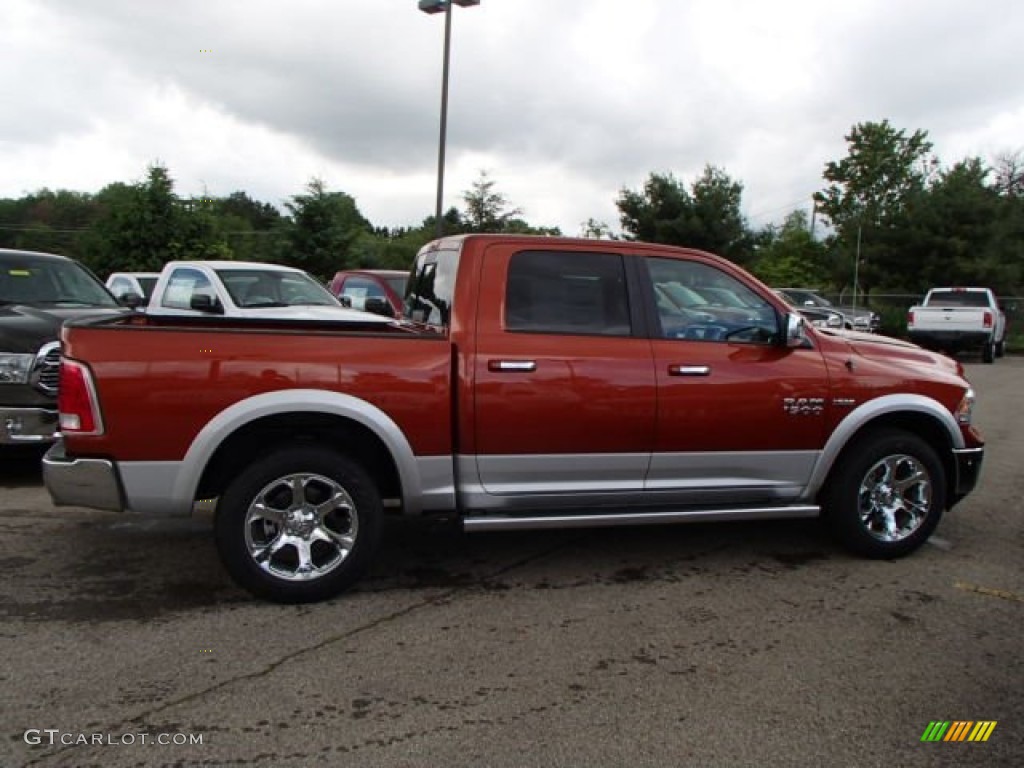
[0,304,127,353]
[819,328,961,375]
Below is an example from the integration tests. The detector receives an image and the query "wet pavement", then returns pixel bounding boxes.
[2,360,1022,767]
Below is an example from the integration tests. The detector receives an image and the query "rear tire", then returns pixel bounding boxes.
[215,446,383,603]
[982,341,995,364]
[822,429,946,559]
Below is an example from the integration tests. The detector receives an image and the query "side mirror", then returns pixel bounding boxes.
[364,297,395,317]
[118,292,144,309]
[784,312,809,348]
[190,294,223,314]
[338,295,352,308]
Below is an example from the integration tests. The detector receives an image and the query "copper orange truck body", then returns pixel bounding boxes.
[43,235,985,602]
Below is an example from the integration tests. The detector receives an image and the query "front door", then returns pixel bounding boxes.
[641,255,831,505]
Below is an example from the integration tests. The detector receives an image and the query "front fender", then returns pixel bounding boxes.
[804,394,963,500]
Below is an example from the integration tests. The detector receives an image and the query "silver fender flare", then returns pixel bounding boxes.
[804,393,963,500]
[172,389,425,514]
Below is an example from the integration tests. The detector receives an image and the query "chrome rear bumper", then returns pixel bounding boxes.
[42,439,125,512]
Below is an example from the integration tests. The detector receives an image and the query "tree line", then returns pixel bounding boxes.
[1,120,1021,297]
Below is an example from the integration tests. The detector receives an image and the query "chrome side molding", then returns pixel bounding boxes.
[462,504,820,532]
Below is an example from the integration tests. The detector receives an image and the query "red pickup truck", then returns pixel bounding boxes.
[44,235,985,602]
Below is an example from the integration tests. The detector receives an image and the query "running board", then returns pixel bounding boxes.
[462,505,820,532]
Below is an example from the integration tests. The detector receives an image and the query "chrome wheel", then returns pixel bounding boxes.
[244,472,358,582]
[857,453,931,543]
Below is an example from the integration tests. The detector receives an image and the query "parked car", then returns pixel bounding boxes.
[907,287,1007,363]
[44,234,984,603]
[329,269,408,317]
[105,272,160,305]
[776,288,880,332]
[772,291,844,329]
[0,248,124,446]
[146,261,395,324]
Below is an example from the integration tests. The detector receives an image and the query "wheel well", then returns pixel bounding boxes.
[827,412,956,498]
[195,413,402,505]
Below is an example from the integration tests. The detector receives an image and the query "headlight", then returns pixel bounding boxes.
[827,313,842,328]
[0,353,34,384]
[955,388,975,425]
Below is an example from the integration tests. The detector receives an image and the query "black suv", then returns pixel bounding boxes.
[0,249,124,446]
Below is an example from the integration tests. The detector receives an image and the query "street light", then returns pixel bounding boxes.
[418,0,480,238]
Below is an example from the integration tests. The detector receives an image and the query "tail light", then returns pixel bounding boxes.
[907,310,914,326]
[58,358,104,435]
[983,311,992,329]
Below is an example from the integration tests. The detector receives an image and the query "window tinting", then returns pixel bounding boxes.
[505,251,631,336]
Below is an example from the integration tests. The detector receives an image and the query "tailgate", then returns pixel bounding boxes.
[909,306,987,332]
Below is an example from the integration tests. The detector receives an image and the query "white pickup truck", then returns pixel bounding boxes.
[144,260,394,324]
[907,287,1007,363]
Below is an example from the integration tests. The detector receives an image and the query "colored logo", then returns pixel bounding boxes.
[921,721,997,742]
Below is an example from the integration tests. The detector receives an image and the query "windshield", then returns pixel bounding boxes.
[216,269,340,308]
[0,254,118,307]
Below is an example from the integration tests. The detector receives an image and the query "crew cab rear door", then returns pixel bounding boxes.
[469,243,656,505]
[639,254,831,505]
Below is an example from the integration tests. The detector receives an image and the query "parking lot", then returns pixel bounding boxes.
[2,358,1022,768]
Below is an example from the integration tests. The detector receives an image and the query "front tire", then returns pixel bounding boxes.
[215,446,383,603]
[822,429,946,559]
[995,339,1006,358]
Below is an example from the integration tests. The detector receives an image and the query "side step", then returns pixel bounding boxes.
[462,504,820,532]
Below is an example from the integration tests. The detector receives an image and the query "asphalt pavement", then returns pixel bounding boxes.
[1,358,1022,768]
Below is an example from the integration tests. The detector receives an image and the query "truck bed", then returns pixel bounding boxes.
[59,313,453,462]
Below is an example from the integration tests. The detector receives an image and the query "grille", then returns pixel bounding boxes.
[33,343,61,396]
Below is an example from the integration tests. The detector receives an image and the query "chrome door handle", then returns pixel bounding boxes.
[668,364,711,376]
[488,360,537,372]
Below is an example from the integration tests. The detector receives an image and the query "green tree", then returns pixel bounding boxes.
[750,210,830,287]
[814,120,936,295]
[461,171,522,233]
[616,165,752,263]
[283,178,371,279]
[212,191,285,263]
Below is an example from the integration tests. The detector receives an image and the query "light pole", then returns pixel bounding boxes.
[418,0,480,239]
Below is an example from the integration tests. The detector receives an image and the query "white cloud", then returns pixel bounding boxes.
[1,0,1022,235]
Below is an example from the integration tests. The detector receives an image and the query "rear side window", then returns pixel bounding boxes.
[505,251,631,337]
[405,249,459,328]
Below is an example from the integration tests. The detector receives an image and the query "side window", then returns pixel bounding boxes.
[161,268,215,310]
[646,257,778,344]
[505,251,631,336]
[109,278,131,295]
[405,249,459,328]
[340,276,385,310]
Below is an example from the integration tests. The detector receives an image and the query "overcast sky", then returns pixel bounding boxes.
[3,0,1022,235]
